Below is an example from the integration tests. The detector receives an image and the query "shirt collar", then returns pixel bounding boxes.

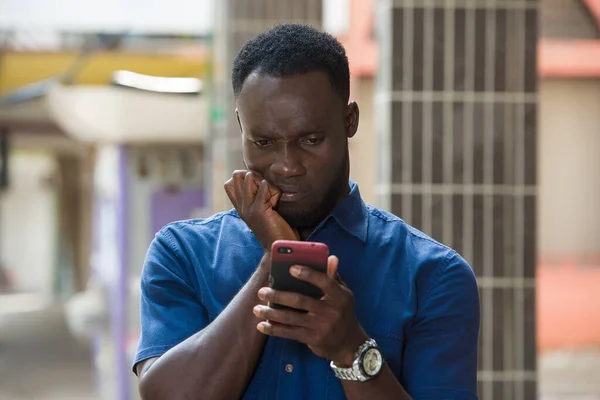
[327,180,369,242]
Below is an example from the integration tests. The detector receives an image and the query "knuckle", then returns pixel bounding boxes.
[270,291,280,305]
[290,294,304,310]
[260,307,272,320]
[294,294,309,310]
[233,170,247,180]
[281,310,294,325]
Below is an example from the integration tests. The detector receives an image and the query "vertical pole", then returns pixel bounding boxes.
[116,145,130,400]
[0,127,10,191]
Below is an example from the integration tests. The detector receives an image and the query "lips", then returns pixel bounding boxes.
[275,185,306,202]
[279,191,305,202]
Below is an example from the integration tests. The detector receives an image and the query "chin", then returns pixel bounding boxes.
[277,205,309,224]
[277,205,309,221]
[277,203,327,230]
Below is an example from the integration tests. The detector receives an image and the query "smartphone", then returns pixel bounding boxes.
[269,240,330,310]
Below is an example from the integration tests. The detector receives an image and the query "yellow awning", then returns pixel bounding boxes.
[0,51,208,95]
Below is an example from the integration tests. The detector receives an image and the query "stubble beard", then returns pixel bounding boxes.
[276,150,350,231]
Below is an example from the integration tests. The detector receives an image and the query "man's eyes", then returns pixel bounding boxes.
[253,137,323,147]
[254,139,273,147]
[302,137,323,145]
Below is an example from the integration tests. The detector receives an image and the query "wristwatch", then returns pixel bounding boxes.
[330,338,383,382]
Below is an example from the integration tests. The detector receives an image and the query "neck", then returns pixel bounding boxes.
[298,228,313,241]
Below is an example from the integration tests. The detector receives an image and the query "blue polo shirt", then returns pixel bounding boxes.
[134,182,480,399]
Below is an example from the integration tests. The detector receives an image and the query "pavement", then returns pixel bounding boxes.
[539,349,600,400]
[0,293,599,400]
[0,294,95,400]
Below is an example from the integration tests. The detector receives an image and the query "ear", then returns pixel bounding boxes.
[345,101,359,139]
[235,108,243,133]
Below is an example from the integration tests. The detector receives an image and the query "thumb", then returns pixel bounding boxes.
[327,255,339,278]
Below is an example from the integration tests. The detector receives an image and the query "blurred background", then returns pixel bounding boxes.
[0,0,598,399]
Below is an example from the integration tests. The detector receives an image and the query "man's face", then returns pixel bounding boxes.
[236,70,359,229]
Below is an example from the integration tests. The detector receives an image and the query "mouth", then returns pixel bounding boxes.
[279,191,305,202]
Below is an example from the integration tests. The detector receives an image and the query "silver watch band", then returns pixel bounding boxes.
[329,339,379,382]
[330,362,365,381]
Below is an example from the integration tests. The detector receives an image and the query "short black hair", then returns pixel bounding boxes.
[231,23,350,103]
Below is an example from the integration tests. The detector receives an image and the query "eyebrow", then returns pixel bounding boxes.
[245,131,275,139]
[298,130,326,137]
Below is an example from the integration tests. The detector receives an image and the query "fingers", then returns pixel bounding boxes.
[230,170,246,207]
[243,171,260,207]
[326,255,346,286]
[253,305,311,328]
[223,177,236,204]
[266,181,282,208]
[226,170,265,210]
[257,287,321,313]
[256,321,312,342]
[254,179,282,209]
[257,179,272,208]
[289,264,341,296]
[327,255,339,279]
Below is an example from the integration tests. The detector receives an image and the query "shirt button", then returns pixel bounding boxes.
[285,364,294,373]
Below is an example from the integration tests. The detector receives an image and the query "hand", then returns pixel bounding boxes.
[253,256,369,366]
[224,170,299,250]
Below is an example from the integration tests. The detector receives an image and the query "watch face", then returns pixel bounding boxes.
[362,348,383,376]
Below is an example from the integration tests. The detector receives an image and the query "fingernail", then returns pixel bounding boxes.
[290,266,301,277]
[253,305,262,316]
[257,321,271,333]
[258,288,272,299]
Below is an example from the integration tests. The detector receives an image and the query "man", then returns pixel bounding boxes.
[134,24,480,400]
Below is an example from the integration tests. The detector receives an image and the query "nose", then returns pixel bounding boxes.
[270,143,306,179]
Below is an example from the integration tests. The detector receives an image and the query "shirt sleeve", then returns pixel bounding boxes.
[132,226,209,374]
[402,251,480,399]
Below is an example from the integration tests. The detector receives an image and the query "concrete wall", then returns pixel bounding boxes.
[538,79,600,262]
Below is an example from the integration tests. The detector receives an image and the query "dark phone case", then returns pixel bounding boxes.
[269,240,329,310]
